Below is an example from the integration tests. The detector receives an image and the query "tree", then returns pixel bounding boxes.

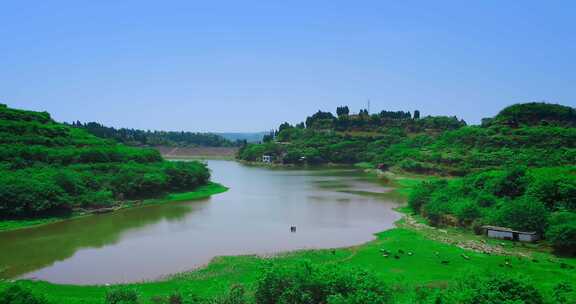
[105,288,139,304]
[446,272,544,304]
[495,197,549,233]
[546,212,576,255]
[255,262,392,304]
[0,285,49,304]
[262,131,274,143]
[413,110,420,119]
[336,106,350,117]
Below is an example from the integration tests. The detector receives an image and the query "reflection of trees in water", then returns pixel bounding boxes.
[0,198,210,279]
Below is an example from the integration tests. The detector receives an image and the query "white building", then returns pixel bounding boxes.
[481,225,539,242]
[262,155,272,163]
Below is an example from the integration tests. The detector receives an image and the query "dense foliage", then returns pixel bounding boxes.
[69,121,240,147]
[255,262,393,304]
[238,103,576,176]
[432,272,544,304]
[0,104,211,218]
[239,106,467,167]
[489,102,576,127]
[409,166,576,254]
[0,285,49,304]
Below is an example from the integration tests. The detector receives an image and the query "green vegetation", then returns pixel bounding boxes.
[0,182,226,232]
[408,166,576,254]
[238,103,576,176]
[2,102,576,303]
[0,285,49,304]
[70,121,241,147]
[0,104,212,220]
[488,102,576,127]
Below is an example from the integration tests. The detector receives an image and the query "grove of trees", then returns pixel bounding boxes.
[69,121,240,147]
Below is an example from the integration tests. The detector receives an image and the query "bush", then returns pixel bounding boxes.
[454,199,482,225]
[408,180,446,213]
[255,262,392,304]
[446,272,544,304]
[210,285,247,304]
[0,285,49,304]
[104,288,139,304]
[546,213,576,255]
[494,197,549,233]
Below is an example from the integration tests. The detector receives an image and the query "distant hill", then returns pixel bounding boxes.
[215,132,267,143]
[238,102,576,175]
[69,121,240,147]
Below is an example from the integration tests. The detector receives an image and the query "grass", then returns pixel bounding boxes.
[353,162,374,169]
[0,218,60,232]
[1,174,574,303]
[0,183,228,232]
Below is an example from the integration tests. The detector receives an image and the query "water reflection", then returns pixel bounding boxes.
[0,161,401,284]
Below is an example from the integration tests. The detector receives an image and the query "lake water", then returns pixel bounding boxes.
[0,160,402,285]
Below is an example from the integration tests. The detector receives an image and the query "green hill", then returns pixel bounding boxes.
[490,102,576,127]
[239,102,576,175]
[0,104,211,218]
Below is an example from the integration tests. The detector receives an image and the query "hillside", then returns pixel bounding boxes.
[0,104,211,218]
[238,103,576,175]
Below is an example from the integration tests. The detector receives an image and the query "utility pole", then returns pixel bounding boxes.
[367,99,371,114]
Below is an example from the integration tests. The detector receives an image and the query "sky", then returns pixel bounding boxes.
[1,1,575,132]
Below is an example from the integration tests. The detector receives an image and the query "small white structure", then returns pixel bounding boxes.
[481,225,539,242]
[262,155,272,163]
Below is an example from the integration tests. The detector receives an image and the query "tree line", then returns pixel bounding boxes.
[69,121,241,147]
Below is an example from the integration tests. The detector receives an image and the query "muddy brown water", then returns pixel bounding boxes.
[0,160,402,285]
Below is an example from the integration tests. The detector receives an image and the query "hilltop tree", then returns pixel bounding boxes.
[494,102,576,127]
[414,110,420,119]
[336,106,350,117]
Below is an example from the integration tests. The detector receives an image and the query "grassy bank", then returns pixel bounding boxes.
[0,183,228,233]
[4,228,574,303]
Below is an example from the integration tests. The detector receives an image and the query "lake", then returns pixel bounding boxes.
[0,160,402,285]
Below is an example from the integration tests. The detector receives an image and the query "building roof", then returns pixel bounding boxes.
[481,225,537,235]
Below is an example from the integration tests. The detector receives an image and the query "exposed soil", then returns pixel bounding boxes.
[156,146,238,159]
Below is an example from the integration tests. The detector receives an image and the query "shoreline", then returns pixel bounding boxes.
[0,183,229,233]
[1,170,574,303]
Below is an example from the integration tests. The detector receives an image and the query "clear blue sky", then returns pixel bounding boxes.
[1,1,575,132]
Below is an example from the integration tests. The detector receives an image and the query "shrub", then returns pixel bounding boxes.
[408,180,446,213]
[210,285,246,304]
[494,197,549,233]
[255,262,392,304]
[0,285,49,304]
[446,272,544,304]
[546,213,576,255]
[454,199,481,225]
[104,288,139,304]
